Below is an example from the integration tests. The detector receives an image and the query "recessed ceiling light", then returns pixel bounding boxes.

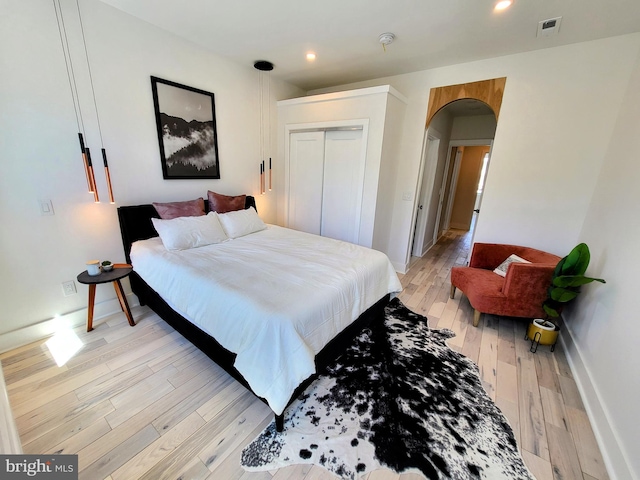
[495,0,513,10]
[306,52,316,61]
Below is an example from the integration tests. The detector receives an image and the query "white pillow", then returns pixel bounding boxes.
[152,212,228,250]
[493,254,531,277]
[217,207,266,239]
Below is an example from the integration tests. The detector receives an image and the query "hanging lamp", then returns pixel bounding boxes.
[54,0,116,203]
[54,0,99,202]
[254,60,274,195]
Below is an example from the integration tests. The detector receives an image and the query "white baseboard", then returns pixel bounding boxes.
[449,222,469,230]
[0,366,22,453]
[391,260,409,274]
[0,293,140,355]
[560,328,635,480]
[420,238,434,257]
[393,238,441,275]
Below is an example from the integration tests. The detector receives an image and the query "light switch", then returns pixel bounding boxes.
[39,199,54,216]
[402,191,413,201]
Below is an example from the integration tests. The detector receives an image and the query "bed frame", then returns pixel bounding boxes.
[117,196,389,431]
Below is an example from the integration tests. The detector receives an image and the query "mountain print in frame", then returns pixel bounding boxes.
[151,76,220,179]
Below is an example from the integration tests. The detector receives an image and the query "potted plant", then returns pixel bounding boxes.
[101,260,113,272]
[528,243,606,349]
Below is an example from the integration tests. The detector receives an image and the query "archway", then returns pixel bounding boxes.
[426,77,506,127]
[407,78,505,267]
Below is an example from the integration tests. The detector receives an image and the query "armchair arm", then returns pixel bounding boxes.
[502,262,555,305]
[469,243,529,270]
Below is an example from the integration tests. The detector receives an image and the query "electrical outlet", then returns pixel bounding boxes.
[62,281,76,296]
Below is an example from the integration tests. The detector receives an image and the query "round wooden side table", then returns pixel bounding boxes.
[77,264,135,332]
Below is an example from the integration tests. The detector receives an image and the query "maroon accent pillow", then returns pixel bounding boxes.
[152,198,205,220]
[207,191,246,214]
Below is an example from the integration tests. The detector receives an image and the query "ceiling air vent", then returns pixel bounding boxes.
[537,16,562,38]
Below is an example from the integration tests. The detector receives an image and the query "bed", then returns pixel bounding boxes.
[117,195,402,430]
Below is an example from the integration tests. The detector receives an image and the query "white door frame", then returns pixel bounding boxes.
[412,129,441,257]
[473,148,493,220]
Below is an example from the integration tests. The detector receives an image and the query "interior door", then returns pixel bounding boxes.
[288,131,325,234]
[412,133,440,257]
[321,129,364,243]
[434,146,458,241]
[449,145,490,230]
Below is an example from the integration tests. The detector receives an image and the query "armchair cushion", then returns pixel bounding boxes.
[451,243,561,324]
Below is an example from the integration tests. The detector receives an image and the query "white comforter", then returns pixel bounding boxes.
[130,225,402,415]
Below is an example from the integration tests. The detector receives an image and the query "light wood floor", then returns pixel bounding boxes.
[1,228,609,480]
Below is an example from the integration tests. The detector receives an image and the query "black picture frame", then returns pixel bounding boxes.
[150,76,220,179]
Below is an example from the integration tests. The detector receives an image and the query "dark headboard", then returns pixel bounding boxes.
[117,196,256,263]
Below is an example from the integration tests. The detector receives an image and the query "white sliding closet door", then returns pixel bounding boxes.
[322,129,364,243]
[289,131,325,235]
[288,128,365,244]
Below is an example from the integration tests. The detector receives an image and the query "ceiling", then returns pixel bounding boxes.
[100,0,640,92]
[442,99,494,117]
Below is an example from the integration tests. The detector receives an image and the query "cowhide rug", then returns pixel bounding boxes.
[241,298,534,480]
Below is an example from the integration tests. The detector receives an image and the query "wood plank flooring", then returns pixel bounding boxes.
[1,228,609,479]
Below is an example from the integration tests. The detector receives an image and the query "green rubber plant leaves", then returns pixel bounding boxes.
[550,287,579,302]
[542,243,605,319]
[543,304,561,318]
[553,257,566,277]
[560,243,590,276]
[553,275,606,288]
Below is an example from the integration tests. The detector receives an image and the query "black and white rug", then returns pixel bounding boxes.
[241,298,534,479]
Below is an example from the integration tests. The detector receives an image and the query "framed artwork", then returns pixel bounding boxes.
[150,76,220,179]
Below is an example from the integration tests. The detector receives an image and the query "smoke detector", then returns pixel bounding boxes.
[537,17,562,37]
[379,32,395,46]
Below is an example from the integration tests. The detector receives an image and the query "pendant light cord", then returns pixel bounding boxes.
[53,0,85,136]
[267,69,271,159]
[54,0,111,203]
[260,70,264,162]
[76,0,104,147]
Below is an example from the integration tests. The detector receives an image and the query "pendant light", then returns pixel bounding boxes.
[77,0,115,203]
[54,0,115,203]
[54,0,97,202]
[254,60,273,195]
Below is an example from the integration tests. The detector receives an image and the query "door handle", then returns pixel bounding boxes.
[473,209,480,213]
[419,205,423,210]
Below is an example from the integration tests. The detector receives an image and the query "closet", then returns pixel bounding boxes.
[288,128,364,244]
[277,85,407,255]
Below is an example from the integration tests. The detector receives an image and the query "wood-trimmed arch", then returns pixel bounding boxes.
[426,77,506,127]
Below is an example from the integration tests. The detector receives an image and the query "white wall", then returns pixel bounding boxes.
[450,114,496,140]
[310,34,640,270]
[0,0,302,349]
[562,48,640,480]
[372,93,407,255]
[310,33,640,477]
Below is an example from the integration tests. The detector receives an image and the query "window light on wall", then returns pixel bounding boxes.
[477,153,490,194]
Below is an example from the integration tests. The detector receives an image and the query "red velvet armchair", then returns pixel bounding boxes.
[450,243,561,327]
